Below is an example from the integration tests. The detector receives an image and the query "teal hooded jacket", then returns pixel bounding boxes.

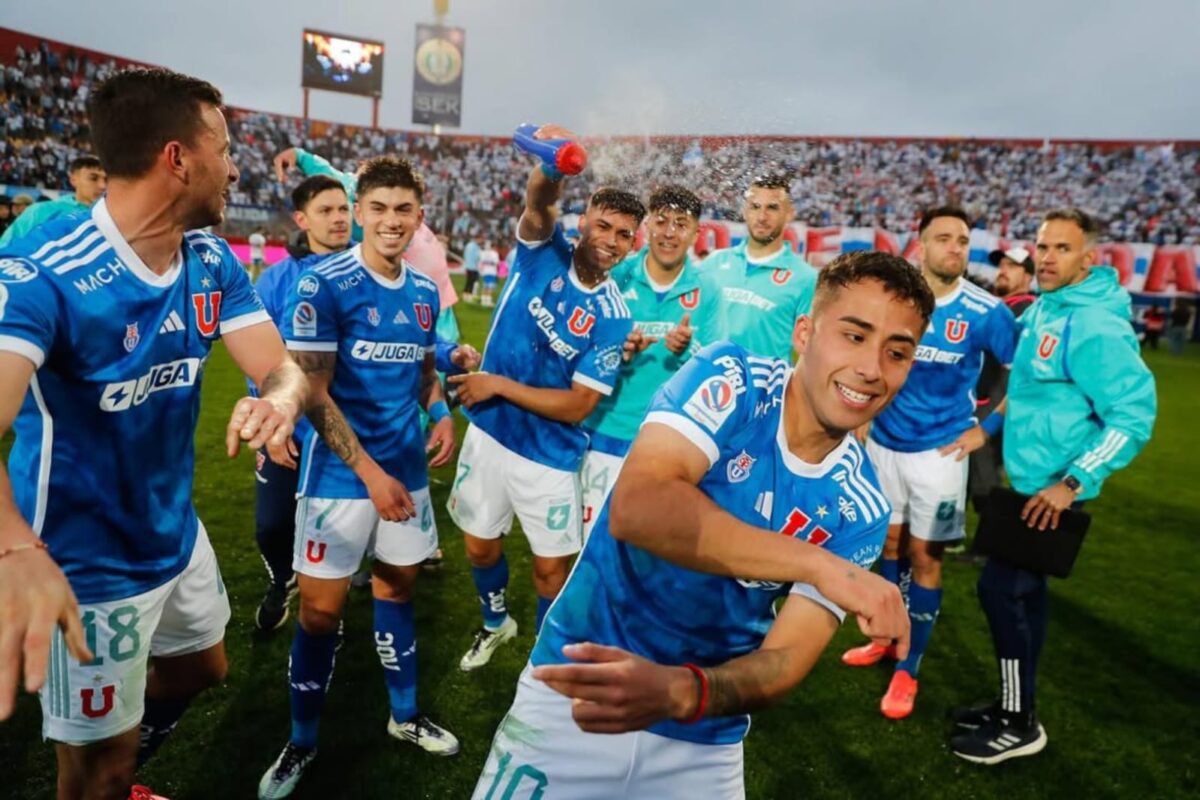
[1003,266,1156,499]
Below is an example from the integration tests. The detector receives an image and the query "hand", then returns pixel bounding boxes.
[226,396,298,460]
[938,425,988,462]
[426,416,456,468]
[266,436,300,471]
[622,330,658,363]
[447,372,505,408]
[813,557,910,660]
[1021,481,1077,531]
[363,469,415,522]
[450,344,482,372]
[534,124,578,142]
[273,147,298,182]
[0,546,92,720]
[663,314,693,356]
[532,642,695,734]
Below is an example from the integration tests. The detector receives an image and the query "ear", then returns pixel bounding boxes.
[417,206,426,228]
[792,314,813,357]
[353,201,364,229]
[292,210,308,231]
[163,141,187,180]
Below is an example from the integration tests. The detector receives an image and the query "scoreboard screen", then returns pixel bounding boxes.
[302,30,385,97]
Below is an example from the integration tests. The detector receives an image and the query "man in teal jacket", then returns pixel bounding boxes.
[0,156,106,248]
[943,208,1157,764]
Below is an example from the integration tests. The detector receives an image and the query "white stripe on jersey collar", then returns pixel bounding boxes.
[935,278,966,307]
[355,244,409,289]
[774,369,855,478]
[92,199,183,289]
[568,263,611,294]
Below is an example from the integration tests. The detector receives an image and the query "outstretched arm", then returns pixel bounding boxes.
[223,321,308,467]
[516,125,578,242]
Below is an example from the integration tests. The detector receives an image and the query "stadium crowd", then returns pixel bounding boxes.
[2,36,1198,250]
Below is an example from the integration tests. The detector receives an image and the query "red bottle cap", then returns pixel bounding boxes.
[555,141,588,176]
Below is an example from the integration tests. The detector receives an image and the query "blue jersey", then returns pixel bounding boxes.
[871,279,1017,452]
[0,201,269,603]
[534,342,890,745]
[281,245,440,498]
[469,225,633,471]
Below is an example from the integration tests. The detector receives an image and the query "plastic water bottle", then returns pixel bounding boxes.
[513,123,588,179]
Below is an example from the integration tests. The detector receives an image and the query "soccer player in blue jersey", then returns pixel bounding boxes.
[580,185,718,539]
[250,174,352,632]
[446,125,643,672]
[472,251,931,798]
[0,156,107,249]
[841,207,1018,720]
[258,156,460,799]
[0,67,309,800]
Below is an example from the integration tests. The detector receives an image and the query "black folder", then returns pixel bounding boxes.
[974,487,1092,578]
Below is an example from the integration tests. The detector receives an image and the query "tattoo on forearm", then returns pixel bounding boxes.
[292,350,363,467]
[702,649,792,718]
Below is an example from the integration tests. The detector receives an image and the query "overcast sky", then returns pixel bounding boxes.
[4,1,1198,139]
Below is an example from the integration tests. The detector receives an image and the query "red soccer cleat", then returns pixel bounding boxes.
[841,641,898,667]
[880,670,919,720]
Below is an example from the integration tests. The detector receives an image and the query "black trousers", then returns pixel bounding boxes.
[255,443,301,587]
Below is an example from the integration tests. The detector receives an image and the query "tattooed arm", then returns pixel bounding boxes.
[532,594,839,733]
[292,349,415,521]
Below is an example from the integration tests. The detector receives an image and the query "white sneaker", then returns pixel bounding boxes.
[258,742,316,799]
[459,616,518,672]
[387,713,460,756]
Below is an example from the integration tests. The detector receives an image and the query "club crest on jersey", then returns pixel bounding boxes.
[945,318,969,343]
[679,288,700,310]
[297,276,320,298]
[367,306,381,326]
[123,322,140,353]
[726,450,756,483]
[413,303,433,331]
[771,269,792,285]
[567,307,596,336]
[1038,333,1059,359]
[550,276,564,292]
[191,291,223,337]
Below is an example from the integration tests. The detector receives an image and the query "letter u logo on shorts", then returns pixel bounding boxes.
[945,319,969,344]
[567,307,596,336]
[80,685,115,718]
[1038,333,1059,359]
[679,289,700,310]
[191,291,223,336]
[305,541,327,564]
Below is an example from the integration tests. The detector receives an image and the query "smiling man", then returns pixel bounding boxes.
[473,251,931,799]
[0,156,108,249]
[843,207,1018,720]
[258,157,459,798]
[446,125,643,672]
[701,174,817,361]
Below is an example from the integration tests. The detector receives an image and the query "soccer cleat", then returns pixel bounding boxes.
[950,713,1047,765]
[949,699,1001,730]
[255,576,298,632]
[129,787,170,800]
[459,616,518,672]
[880,670,919,719]
[387,713,460,756]
[257,742,317,799]
[421,548,445,571]
[841,641,897,667]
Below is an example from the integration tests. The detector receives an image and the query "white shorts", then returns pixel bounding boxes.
[579,449,626,541]
[866,438,967,541]
[473,667,745,799]
[448,425,582,558]
[293,489,438,578]
[39,524,230,745]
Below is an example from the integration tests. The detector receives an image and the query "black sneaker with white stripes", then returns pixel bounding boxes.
[948,698,1000,730]
[255,576,298,632]
[950,711,1047,764]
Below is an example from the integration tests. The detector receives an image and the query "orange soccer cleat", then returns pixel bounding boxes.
[841,641,898,667]
[880,670,919,720]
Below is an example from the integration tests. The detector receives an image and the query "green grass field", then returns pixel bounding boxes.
[3,281,1198,799]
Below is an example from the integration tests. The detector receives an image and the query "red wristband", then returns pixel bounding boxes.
[681,663,709,724]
